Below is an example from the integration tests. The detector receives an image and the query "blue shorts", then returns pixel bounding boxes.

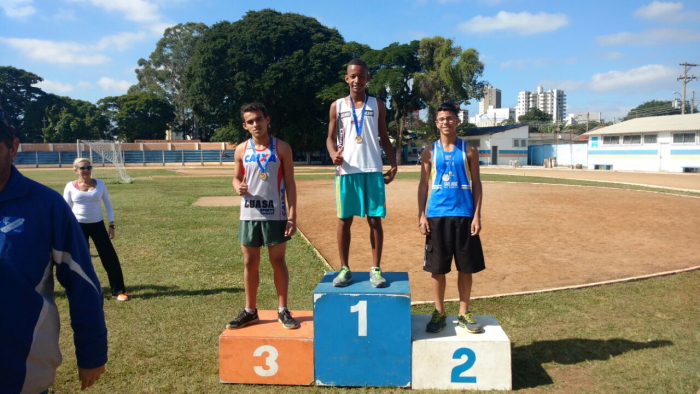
[335,172,386,219]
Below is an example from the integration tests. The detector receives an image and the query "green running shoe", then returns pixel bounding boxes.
[370,267,387,288]
[458,311,483,333]
[426,310,447,333]
[333,267,353,287]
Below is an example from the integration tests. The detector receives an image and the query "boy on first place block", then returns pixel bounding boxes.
[227,102,300,330]
[326,58,398,288]
[417,102,486,334]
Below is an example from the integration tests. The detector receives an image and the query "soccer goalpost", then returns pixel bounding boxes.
[76,140,133,184]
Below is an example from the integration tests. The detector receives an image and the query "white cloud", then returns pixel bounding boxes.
[596,28,700,46]
[77,81,92,89]
[589,64,677,92]
[459,11,569,35]
[539,80,585,92]
[0,37,111,65]
[500,57,551,70]
[95,31,147,51]
[633,1,700,22]
[98,77,132,92]
[53,8,78,21]
[0,0,35,17]
[35,79,75,93]
[70,0,161,23]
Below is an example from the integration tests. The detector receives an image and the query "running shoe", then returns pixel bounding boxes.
[226,309,259,329]
[370,267,387,288]
[278,309,300,330]
[112,293,130,302]
[426,310,447,333]
[333,267,353,287]
[458,311,483,333]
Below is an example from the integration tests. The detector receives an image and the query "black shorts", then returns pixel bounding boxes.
[423,217,485,275]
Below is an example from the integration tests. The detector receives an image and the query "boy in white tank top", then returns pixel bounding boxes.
[326,58,398,288]
[227,103,300,330]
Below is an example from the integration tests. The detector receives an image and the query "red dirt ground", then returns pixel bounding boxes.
[295,179,700,303]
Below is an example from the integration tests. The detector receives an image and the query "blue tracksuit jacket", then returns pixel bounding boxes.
[0,166,108,394]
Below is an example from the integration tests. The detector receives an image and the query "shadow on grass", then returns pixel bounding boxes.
[512,338,673,390]
[55,285,242,300]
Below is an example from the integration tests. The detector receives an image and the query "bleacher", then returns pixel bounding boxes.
[14,150,236,167]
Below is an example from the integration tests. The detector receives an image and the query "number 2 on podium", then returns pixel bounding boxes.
[451,347,476,383]
[350,300,367,336]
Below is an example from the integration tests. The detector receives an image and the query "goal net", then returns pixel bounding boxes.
[77,140,133,184]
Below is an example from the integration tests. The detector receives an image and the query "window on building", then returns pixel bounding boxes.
[467,139,480,148]
[673,133,696,144]
[603,136,619,145]
[644,134,657,144]
[623,135,642,145]
[512,138,526,147]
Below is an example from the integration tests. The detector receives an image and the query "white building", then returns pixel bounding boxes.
[584,113,700,172]
[462,125,529,166]
[516,86,566,123]
[479,86,501,114]
[565,112,602,126]
[470,107,515,127]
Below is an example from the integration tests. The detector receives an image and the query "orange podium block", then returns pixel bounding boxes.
[219,310,314,385]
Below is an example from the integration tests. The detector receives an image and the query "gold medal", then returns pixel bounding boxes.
[355,135,363,143]
[259,172,268,181]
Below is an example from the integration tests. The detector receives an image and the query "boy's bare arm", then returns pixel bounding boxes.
[326,101,344,165]
[468,145,482,235]
[417,146,432,235]
[278,140,297,237]
[232,143,247,195]
[377,100,397,183]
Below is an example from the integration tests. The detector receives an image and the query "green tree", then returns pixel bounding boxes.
[364,41,425,165]
[98,92,175,142]
[623,100,683,120]
[518,108,553,123]
[186,9,348,152]
[23,94,107,142]
[130,22,208,139]
[210,123,245,143]
[414,36,486,135]
[0,66,45,139]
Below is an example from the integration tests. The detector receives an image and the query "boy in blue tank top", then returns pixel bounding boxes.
[326,59,398,288]
[417,102,485,334]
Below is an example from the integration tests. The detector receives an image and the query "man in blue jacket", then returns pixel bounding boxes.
[0,107,108,393]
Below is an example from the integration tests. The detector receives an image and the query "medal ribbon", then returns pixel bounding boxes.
[251,137,275,175]
[349,94,367,140]
[438,140,454,177]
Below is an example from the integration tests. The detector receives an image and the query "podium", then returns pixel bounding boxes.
[411,314,512,390]
[313,271,411,387]
[219,310,314,385]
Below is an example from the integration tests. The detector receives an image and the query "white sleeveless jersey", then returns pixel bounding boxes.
[239,137,288,221]
[335,95,383,175]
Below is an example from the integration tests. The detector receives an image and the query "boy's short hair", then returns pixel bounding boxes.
[240,102,269,120]
[347,58,368,73]
[436,102,460,118]
[0,105,16,148]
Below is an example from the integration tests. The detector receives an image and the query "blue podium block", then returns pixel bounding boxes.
[313,271,411,387]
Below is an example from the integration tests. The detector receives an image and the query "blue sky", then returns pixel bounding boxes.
[1,0,699,121]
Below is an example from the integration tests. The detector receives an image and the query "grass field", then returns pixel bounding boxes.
[19,167,699,393]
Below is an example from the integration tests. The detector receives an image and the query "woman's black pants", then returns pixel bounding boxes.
[79,221,126,296]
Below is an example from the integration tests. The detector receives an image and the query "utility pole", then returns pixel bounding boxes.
[677,62,698,115]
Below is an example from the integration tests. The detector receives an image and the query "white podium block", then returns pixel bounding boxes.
[411,314,511,391]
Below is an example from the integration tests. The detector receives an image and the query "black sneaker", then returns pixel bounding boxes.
[278,309,300,330]
[426,310,447,333]
[226,309,259,329]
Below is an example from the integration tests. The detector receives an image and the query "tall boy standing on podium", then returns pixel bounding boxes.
[326,58,398,288]
[417,102,486,334]
[227,102,300,330]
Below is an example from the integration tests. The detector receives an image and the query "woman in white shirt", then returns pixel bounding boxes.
[64,158,129,301]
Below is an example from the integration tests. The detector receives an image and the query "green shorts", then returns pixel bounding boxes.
[238,220,291,247]
[335,172,386,219]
